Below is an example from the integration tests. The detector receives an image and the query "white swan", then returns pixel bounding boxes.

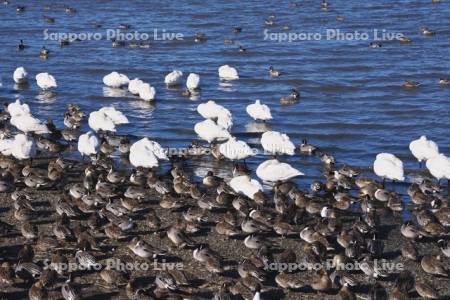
[186,73,200,90]
[36,72,57,90]
[409,136,439,164]
[373,153,404,181]
[218,65,239,80]
[11,134,36,160]
[197,100,226,119]
[219,137,255,160]
[78,131,99,157]
[0,138,14,156]
[103,71,129,88]
[129,138,167,168]
[164,70,183,86]
[13,67,28,84]
[7,99,30,117]
[194,119,231,143]
[256,159,304,182]
[426,154,450,180]
[128,78,144,95]
[246,100,272,121]
[229,175,263,199]
[99,106,129,124]
[138,82,156,101]
[88,111,116,132]
[260,131,295,155]
[216,109,233,130]
[10,114,50,134]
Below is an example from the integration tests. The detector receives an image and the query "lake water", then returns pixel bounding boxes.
[0,0,449,188]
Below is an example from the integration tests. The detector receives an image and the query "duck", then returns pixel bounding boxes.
[164,70,183,86]
[403,80,420,88]
[310,269,332,292]
[194,32,207,42]
[260,130,296,155]
[111,38,125,47]
[269,66,281,77]
[194,119,231,143]
[398,36,412,44]
[299,139,317,154]
[256,159,303,182]
[218,65,239,80]
[238,45,247,52]
[369,42,382,48]
[13,67,28,84]
[246,100,272,121]
[280,89,300,104]
[219,137,254,161]
[415,281,439,299]
[43,15,55,23]
[18,39,28,50]
[39,46,50,58]
[373,153,404,184]
[409,136,439,167]
[35,72,57,90]
[102,71,129,88]
[275,272,303,289]
[230,175,263,200]
[421,255,447,276]
[137,82,156,101]
[438,239,450,258]
[421,27,436,36]
[439,78,450,85]
[186,73,200,90]
[426,154,450,182]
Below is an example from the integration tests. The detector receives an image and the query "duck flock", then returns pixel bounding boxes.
[0,1,450,300]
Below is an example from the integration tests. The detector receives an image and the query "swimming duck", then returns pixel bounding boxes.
[421,27,436,36]
[269,66,281,77]
[194,32,207,42]
[279,89,300,104]
[239,45,247,52]
[398,36,412,44]
[369,42,382,48]
[18,39,28,50]
[299,139,317,154]
[43,15,55,23]
[439,78,450,85]
[218,65,239,80]
[16,5,25,12]
[403,80,420,88]
[39,46,50,58]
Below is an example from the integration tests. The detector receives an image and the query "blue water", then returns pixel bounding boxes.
[0,0,449,187]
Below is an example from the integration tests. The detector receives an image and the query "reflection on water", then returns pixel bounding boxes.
[102,87,129,98]
[245,121,271,133]
[217,81,236,92]
[35,91,57,103]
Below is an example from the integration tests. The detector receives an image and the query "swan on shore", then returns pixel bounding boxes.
[129,138,167,168]
[138,82,156,101]
[256,159,304,182]
[7,99,30,117]
[13,67,28,84]
[373,153,404,181]
[128,78,144,95]
[165,70,183,86]
[426,154,450,181]
[229,175,263,199]
[78,131,99,157]
[36,72,57,90]
[246,100,272,121]
[0,138,13,156]
[99,106,129,124]
[219,137,255,160]
[11,133,36,160]
[409,136,439,164]
[10,114,50,134]
[186,73,200,90]
[103,71,129,88]
[218,65,239,80]
[260,131,295,155]
[88,111,116,132]
[194,119,231,143]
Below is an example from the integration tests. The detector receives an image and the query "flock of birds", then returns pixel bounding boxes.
[0,1,449,300]
[0,62,448,300]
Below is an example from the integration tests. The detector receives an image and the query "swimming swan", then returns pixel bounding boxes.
[36,72,57,90]
[218,65,239,80]
[138,82,156,101]
[246,100,272,121]
[128,78,144,95]
[13,67,28,84]
[165,70,183,86]
[103,71,129,88]
[186,73,200,90]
